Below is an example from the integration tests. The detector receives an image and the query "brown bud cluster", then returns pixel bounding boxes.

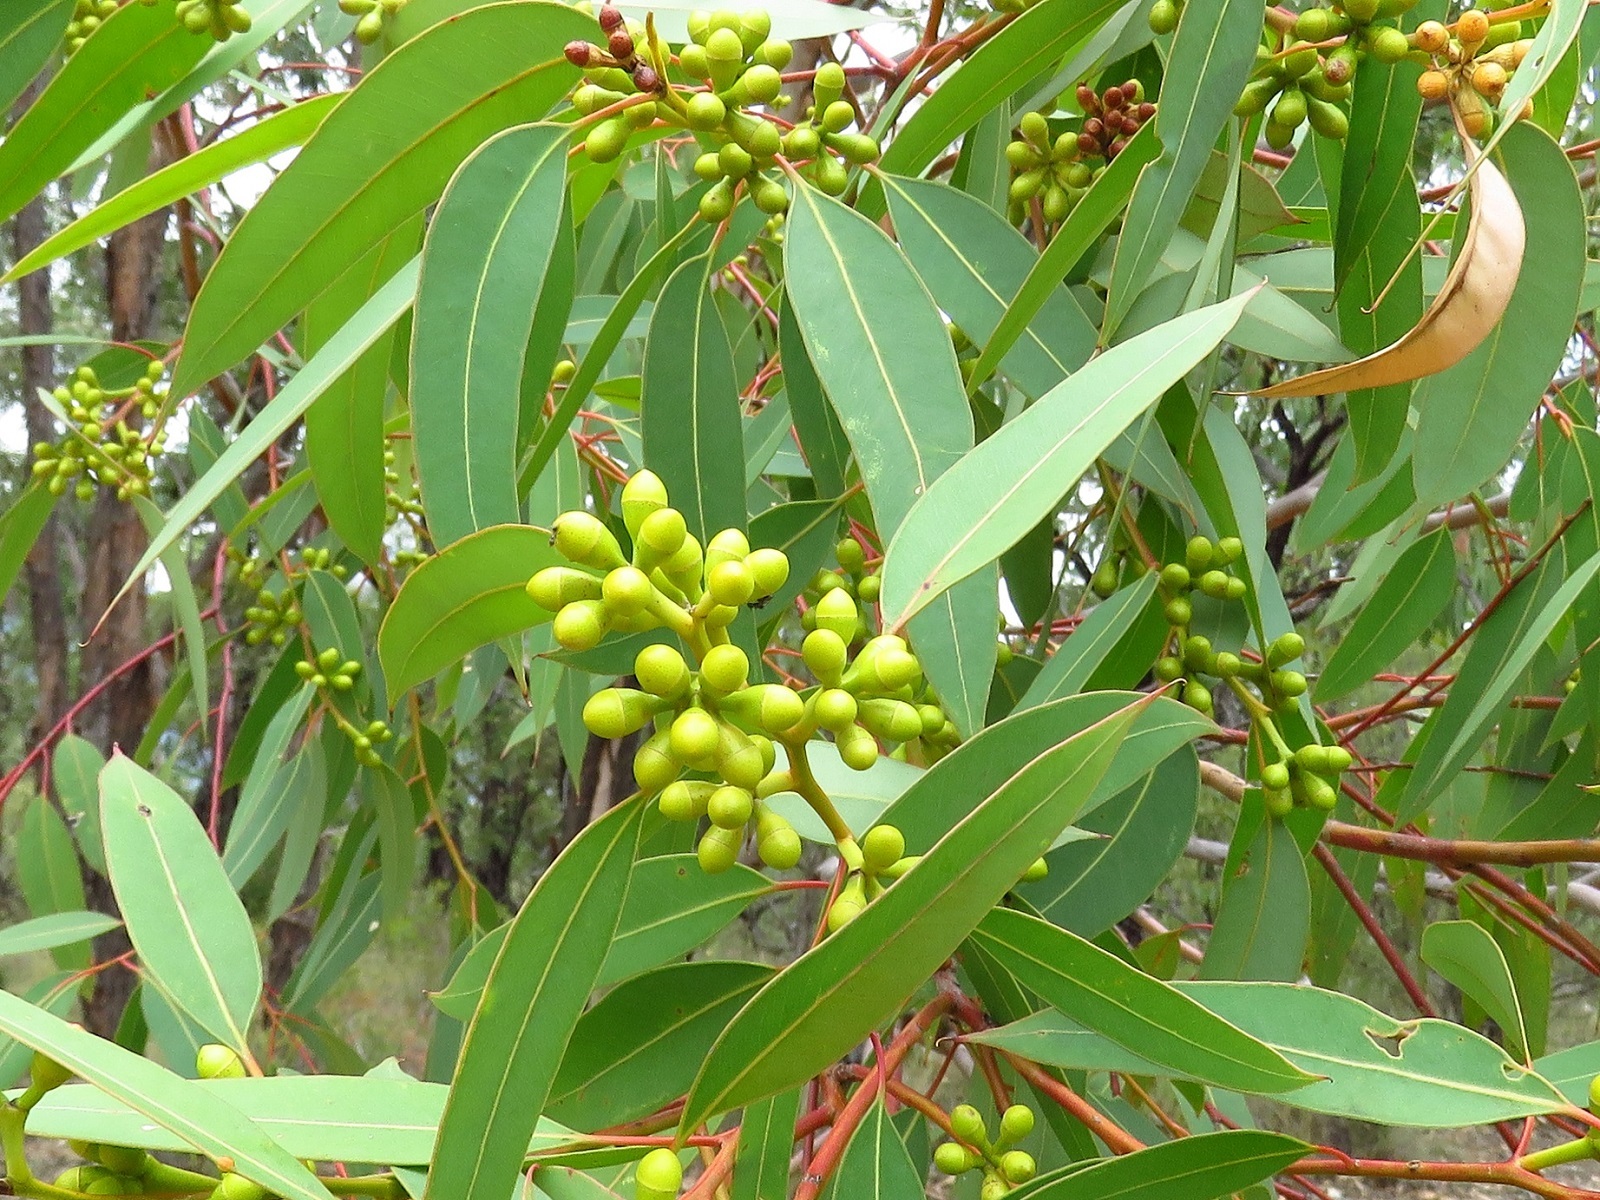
[1074,79,1153,160]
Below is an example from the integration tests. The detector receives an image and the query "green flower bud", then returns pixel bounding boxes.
[553,599,610,650]
[755,806,802,869]
[697,823,744,873]
[1307,96,1349,139]
[633,731,680,794]
[1163,597,1193,627]
[621,470,668,538]
[685,91,726,130]
[216,1174,268,1200]
[1271,669,1308,698]
[701,643,751,694]
[803,628,849,683]
[700,177,737,223]
[1184,535,1214,573]
[636,507,688,571]
[583,688,661,739]
[704,25,743,63]
[743,63,783,104]
[694,151,724,181]
[813,154,849,196]
[738,8,770,51]
[636,643,692,699]
[1267,631,1305,666]
[999,1104,1035,1146]
[1305,775,1338,810]
[554,511,627,569]
[835,723,879,770]
[1367,24,1410,62]
[94,1146,148,1176]
[1324,745,1353,772]
[814,587,858,641]
[751,173,789,215]
[705,528,751,576]
[718,683,805,734]
[1001,1150,1037,1184]
[670,707,722,767]
[1261,762,1291,791]
[813,688,858,733]
[857,698,923,744]
[1154,656,1185,683]
[1271,86,1308,129]
[861,824,905,874]
[602,565,657,617]
[949,1105,987,1147]
[1198,569,1231,599]
[745,547,789,597]
[1148,0,1178,32]
[934,1142,981,1174]
[755,37,792,69]
[584,117,629,163]
[196,1044,246,1079]
[659,779,714,822]
[84,1176,142,1195]
[635,1146,684,1200]
[826,874,867,931]
[856,575,881,604]
[1264,786,1294,817]
[1159,563,1191,591]
[30,1051,73,1092]
[813,60,846,110]
[1022,856,1049,882]
[708,559,756,607]
[707,784,755,829]
[1224,577,1247,601]
[1183,680,1213,715]
[783,125,822,159]
[827,131,880,164]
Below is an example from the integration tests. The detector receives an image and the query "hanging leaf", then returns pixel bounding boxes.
[1421,920,1528,1060]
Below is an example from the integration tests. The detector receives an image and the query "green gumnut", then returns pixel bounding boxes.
[1154,655,1184,683]
[635,1147,684,1200]
[527,566,602,610]
[698,823,744,873]
[636,508,688,571]
[745,546,789,597]
[717,722,768,790]
[1163,596,1193,627]
[633,731,681,794]
[1183,679,1213,714]
[700,643,751,694]
[1264,786,1294,818]
[602,565,658,617]
[857,574,881,604]
[699,176,737,223]
[707,784,755,829]
[755,807,802,869]
[583,687,660,739]
[584,117,629,163]
[216,1175,268,1200]
[861,824,906,874]
[743,63,783,104]
[636,643,692,699]
[826,874,867,932]
[621,469,669,538]
[1366,23,1410,61]
[813,154,850,196]
[1271,668,1308,698]
[1324,745,1353,772]
[552,599,610,651]
[934,1142,980,1175]
[999,1104,1036,1146]
[718,140,754,178]
[755,37,792,68]
[857,697,922,744]
[1270,86,1308,129]
[751,173,789,215]
[814,587,859,641]
[949,1104,988,1147]
[835,723,879,770]
[1295,6,1332,38]
[196,1043,246,1079]
[1001,1150,1037,1184]
[30,1050,73,1091]
[1304,775,1338,810]
[803,628,848,683]
[670,707,722,766]
[813,687,859,733]
[685,91,726,130]
[1261,761,1291,791]
[1232,78,1278,118]
[1148,0,1178,32]
[1267,631,1305,666]
[555,511,627,569]
[84,1177,142,1196]
[707,559,755,607]
[829,131,880,165]
[1159,562,1191,591]
[1184,535,1214,573]
[719,683,805,734]
[1021,856,1048,882]
[659,779,714,822]
[705,527,751,576]
[783,125,822,159]
[678,42,710,78]
[813,60,846,109]
[1198,569,1231,599]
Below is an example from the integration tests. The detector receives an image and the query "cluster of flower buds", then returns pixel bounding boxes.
[1413,11,1533,135]
[1234,35,1357,147]
[567,8,879,220]
[339,0,409,44]
[294,646,363,693]
[528,472,790,653]
[934,1103,1039,1197]
[384,445,424,523]
[171,0,253,40]
[1260,741,1354,816]
[1004,83,1152,227]
[242,588,302,648]
[64,0,117,53]
[1152,535,1255,718]
[31,362,166,502]
[823,823,919,931]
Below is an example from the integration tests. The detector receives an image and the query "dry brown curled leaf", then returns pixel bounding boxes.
[1244,116,1525,400]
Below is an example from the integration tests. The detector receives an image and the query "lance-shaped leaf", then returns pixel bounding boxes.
[679,698,1142,1132]
[1010,1131,1309,1200]
[170,1,592,397]
[1422,920,1529,1060]
[426,799,643,1200]
[111,259,417,617]
[4,95,340,284]
[970,907,1313,1093]
[0,995,333,1200]
[0,912,120,959]
[0,0,208,227]
[412,122,570,546]
[0,1,72,117]
[880,291,1253,629]
[641,254,747,542]
[378,524,561,697]
[784,182,993,733]
[100,756,262,1054]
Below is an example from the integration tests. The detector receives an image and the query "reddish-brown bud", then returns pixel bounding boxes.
[608,28,634,59]
[565,40,594,66]
[632,62,660,91]
[598,4,624,31]
[1078,131,1100,154]
[1107,137,1127,158]
[1082,117,1105,139]
[1138,101,1156,120]
[1076,84,1100,112]
[1103,84,1125,109]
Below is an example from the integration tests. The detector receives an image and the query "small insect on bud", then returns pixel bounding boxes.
[564,40,594,66]
[597,3,624,31]
[632,62,660,91]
